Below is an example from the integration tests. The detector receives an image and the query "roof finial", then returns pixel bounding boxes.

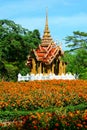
[44,7,49,34]
[42,8,53,42]
[42,8,52,39]
[46,7,48,27]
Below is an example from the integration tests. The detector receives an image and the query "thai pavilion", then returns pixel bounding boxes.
[26,12,66,75]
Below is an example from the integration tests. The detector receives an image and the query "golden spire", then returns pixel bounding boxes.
[42,9,52,41]
[44,9,49,34]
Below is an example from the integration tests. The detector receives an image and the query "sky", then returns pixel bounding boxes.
[0,0,87,50]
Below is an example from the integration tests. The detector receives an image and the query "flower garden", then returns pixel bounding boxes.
[0,80,87,129]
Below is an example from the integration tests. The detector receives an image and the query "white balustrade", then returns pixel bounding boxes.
[18,73,77,81]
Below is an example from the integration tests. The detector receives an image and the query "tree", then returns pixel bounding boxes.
[0,19,41,81]
[64,31,87,79]
[65,31,87,50]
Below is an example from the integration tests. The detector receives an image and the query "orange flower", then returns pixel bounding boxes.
[68,112,74,117]
[55,123,59,127]
[76,123,83,128]
[36,112,41,120]
[33,125,38,129]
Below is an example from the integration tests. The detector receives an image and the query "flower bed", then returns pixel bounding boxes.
[0,80,87,111]
[0,80,87,129]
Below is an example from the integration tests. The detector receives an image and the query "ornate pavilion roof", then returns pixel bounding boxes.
[33,11,64,65]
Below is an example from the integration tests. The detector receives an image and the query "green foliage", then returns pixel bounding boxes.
[4,63,18,81]
[0,103,87,122]
[0,19,41,81]
[65,31,87,51]
[0,105,87,130]
[0,110,30,121]
[64,31,87,79]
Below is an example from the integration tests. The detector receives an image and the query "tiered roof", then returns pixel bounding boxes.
[33,11,64,65]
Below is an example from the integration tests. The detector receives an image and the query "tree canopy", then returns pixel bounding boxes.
[63,31,87,79]
[0,19,41,81]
